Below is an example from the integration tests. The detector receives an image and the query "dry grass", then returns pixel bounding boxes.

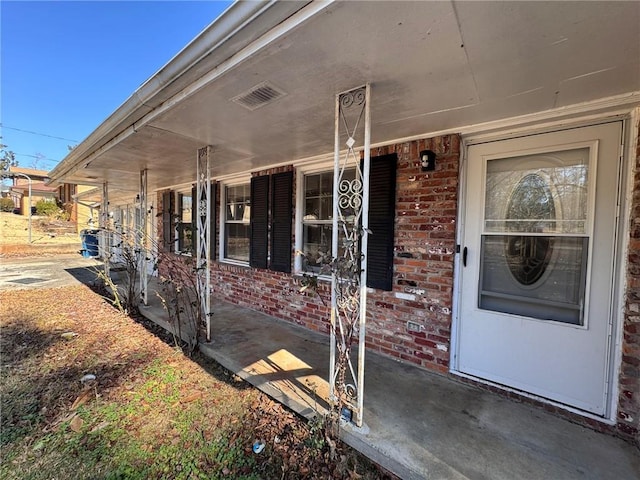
[0,284,396,480]
[0,212,80,246]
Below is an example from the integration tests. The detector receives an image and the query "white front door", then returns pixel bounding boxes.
[457,122,622,415]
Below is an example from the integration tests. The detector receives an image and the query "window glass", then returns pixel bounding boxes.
[177,193,192,253]
[302,169,355,270]
[224,184,250,262]
[180,195,192,223]
[479,147,591,325]
[484,148,589,234]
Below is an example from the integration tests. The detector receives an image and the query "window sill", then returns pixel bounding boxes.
[220,259,250,268]
[293,271,332,283]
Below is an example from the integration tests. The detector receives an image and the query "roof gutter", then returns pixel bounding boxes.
[49,0,299,184]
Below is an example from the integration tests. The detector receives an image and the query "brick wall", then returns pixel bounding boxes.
[618,121,640,444]
[155,128,640,444]
[207,135,460,374]
[213,163,332,335]
[157,135,459,354]
[211,263,332,333]
[363,136,459,373]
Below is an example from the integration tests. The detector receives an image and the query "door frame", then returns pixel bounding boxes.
[450,109,638,424]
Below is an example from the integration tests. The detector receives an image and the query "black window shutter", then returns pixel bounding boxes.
[162,191,174,252]
[191,185,197,254]
[250,175,269,269]
[210,182,217,259]
[177,193,186,252]
[366,153,397,291]
[270,171,293,273]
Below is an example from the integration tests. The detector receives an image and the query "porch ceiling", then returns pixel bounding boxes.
[53,0,640,196]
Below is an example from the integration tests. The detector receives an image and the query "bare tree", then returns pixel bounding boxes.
[0,138,18,172]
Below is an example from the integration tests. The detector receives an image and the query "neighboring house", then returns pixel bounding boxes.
[5,167,93,228]
[8,167,57,215]
[48,2,640,444]
[58,183,98,232]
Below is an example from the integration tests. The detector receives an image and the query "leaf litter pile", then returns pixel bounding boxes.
[0,284,398,479]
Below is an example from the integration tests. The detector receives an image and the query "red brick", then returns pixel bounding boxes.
[414,350,434,361]
[415,338,438,349]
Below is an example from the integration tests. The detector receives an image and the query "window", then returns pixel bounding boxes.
[295,154,397,290]
[300,169,355,271]
[162,185,217,256]
[479,148,590,324]
[58,184,76,204]
[176,193,193,253]
[223,183,250,262]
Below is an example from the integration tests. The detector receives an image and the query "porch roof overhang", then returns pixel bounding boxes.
[72,186,132,207]
[48,0,640,196]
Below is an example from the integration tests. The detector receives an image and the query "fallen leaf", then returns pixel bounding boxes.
[180,391,203,403]
[69,415,84,433]
[70,390,92,410]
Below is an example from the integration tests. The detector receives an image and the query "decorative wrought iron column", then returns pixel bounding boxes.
[101,181,110,278]
[139,169,148,305]
[196,146,213,342]
[330,84,371,427]
[113,207,123,265]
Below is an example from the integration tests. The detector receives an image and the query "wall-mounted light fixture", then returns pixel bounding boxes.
[420,150,436,171]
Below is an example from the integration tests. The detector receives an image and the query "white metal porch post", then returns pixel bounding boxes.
[330,84,371,427]
[101,181,110,278]
[196,146,213,342]
[139,169,148,305]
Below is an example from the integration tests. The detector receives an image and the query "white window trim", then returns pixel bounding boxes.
[295,161,344,277]
[218,176,251,266]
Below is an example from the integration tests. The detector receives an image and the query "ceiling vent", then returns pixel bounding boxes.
[231,81,287,111]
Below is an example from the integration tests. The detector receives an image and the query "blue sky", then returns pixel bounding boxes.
[1,0,231,172]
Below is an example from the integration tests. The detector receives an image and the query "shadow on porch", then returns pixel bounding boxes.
[135,277,639,480]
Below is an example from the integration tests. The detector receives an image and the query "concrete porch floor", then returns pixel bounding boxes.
[135,278,639,480]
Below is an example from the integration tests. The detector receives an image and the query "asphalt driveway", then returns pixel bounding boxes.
[0,254,102,291]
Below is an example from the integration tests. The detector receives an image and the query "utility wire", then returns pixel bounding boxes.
[15,153,61,164]
[0,124,79,143]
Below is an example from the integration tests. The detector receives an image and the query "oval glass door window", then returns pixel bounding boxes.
[479,147,590,325]
[505,173,555,286]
